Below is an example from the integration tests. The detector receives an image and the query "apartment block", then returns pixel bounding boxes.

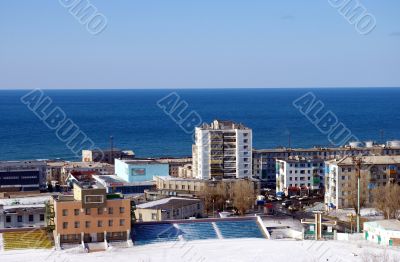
[324,155,400,210]
[276,157,325,196]
[192,120,252,180]
[52,183,131,245]
[253,140,400,186]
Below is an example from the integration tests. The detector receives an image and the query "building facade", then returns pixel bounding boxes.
[0,160,47,192]
[0,196,50,229]
[192,120,252,180]
[324,155,400,209]
[82,149,135,164]
[276,158,325,196]
[364,220,400,246]
[52,183,131,244]
[115,159,169,183]
[253,141,400,186]
[135,197,203,222]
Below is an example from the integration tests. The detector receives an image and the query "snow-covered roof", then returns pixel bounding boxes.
[0,195,51,209]
[365,219,400,231]
[136,197,201,209]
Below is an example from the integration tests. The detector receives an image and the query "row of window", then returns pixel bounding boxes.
[288,169,323,174]
[62,207,125,216]
[62,219,126,229]
[5,214,44,223]
[289,163,323,168]
[288,183,312,187]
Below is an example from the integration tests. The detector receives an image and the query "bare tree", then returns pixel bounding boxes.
[232,180,256,216]
[372,183,400,219]
[343,167,370,214]
[199,181,229,214]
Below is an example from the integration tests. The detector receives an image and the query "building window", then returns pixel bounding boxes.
[62,209,68,216]
[119,207,125,213]
[6,216,11,223]
[63,222,68,229]
[29,214,34,222]
[85,221,91,228]
[40,214,45,221]
[85,195,104,204]
[108,207,113,214]
[120,219,125,226]
[74,209,80,216]
[85,208,91,215]
[98,220,103,227]
[74,221,80,228]
[151,213,157,220]
[108,220,113,227]
[17,215,23,222]
[98,208,103,215]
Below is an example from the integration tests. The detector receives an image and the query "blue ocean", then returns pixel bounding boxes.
[0,88,399,161]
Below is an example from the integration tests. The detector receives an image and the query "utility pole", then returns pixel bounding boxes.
[352,156,362,233]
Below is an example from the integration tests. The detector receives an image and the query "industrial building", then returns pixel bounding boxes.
[135,197,203,222]
[364,220,400,246]
[0,160,47,192]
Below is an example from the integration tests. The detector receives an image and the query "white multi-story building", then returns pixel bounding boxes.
[192,120,252,180]
[253,140,400,186]
[324,155,400,210]
[276,157,325,196]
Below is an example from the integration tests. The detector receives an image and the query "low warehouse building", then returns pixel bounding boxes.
[135,197,203,222]
[364,220,400,246]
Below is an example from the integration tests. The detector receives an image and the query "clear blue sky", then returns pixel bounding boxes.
[0,0,399,89]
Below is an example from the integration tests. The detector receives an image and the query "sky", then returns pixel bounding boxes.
[0,0,399,89]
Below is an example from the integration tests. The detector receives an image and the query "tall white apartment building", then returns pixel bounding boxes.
[192,120,252,180]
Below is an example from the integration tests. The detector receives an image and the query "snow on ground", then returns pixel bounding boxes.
[0,233,3,251]
[1,238,400,262]
[328,208,384,222]
[262,217,303,231]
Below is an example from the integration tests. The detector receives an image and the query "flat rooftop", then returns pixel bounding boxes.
[136,197,201,209]
[365,220,400,231]
[327,155,400,166]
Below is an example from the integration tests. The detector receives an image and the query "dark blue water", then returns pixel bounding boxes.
[0,88,399,161]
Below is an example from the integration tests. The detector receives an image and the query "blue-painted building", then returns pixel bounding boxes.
[115,159,169,182]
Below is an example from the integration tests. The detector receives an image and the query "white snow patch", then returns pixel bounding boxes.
[2,238,399,262]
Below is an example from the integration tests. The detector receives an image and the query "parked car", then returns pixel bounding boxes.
[299,196,309,201]
[268,195,277,201]
[288,205,299,212]
[290,195,298,199]
[282,200,292,207]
